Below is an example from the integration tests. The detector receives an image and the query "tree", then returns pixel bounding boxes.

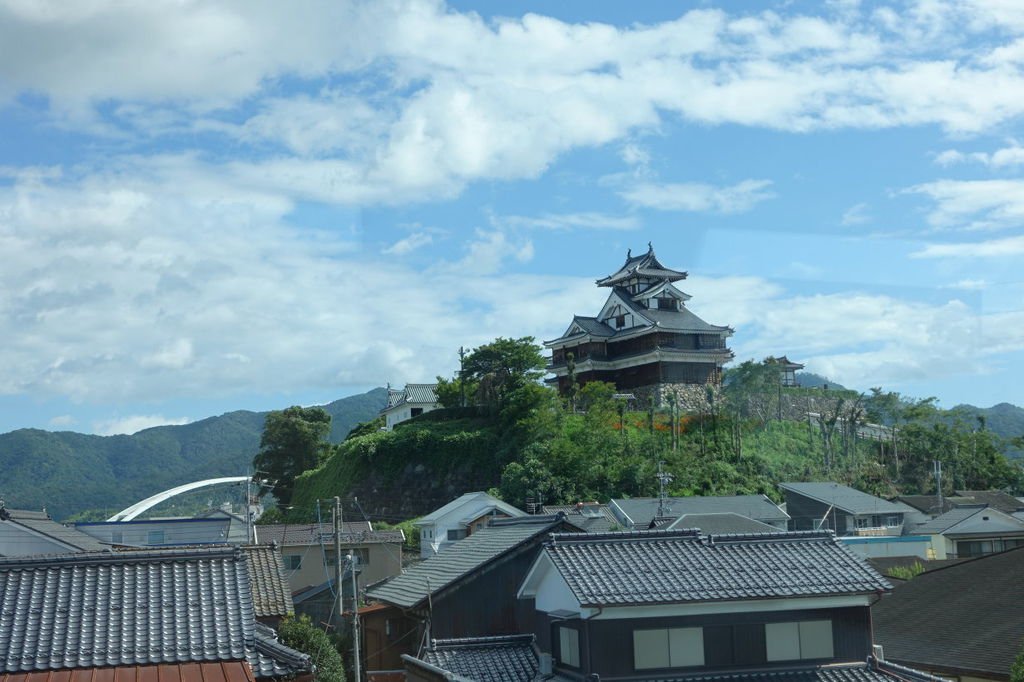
[278,615,347,682]
[1012,637,1024,682]
[460,337,547,410]
[252,406,332,506]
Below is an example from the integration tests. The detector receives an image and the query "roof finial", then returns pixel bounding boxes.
[648,241,653,252]
[626,248,631,258]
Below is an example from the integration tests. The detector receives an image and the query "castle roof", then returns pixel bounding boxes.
[595,244,686,287]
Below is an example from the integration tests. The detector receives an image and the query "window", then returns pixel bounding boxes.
[285,555,302,571]
[766,621,833,662]
[885,514,901,527]
[657,297,677,310]
[411,407,423,417]
[447,528,468,541]
[633,628,704,670]
[559,626,580,668]
[855,517,870,528]
[111,531,123,544]
[615,315,626,328]
[147,530,165,545]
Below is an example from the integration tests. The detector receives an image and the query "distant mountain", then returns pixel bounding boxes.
[795,372,847,391]
[947,402,1024,458]
[0,388,387,521]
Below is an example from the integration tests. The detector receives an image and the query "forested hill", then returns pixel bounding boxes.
[0,388,387,520]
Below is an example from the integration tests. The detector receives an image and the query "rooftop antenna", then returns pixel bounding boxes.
[656,461,673,518]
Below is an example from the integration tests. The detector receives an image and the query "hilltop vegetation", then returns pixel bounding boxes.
[0,388,386,520]
[288,344,1024,522]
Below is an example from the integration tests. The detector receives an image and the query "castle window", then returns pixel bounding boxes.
[615,315,626,328]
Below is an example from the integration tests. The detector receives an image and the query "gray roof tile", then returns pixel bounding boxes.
[0,547,309,678]
[541,530,891,607]
[611,496,788,529]
[367,516,565,609]
[779,483,906,516]
[253,522,401,546]
[873,545,1024,678]
[667,513,781,534]
[242,545,294,619]
[0,509,108,554]
[421,635,537,682]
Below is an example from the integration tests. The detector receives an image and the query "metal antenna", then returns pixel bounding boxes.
[656,461,673,519]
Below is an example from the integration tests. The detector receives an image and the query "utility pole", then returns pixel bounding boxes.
[349,551,362,682]
[934,460,943,512]
[656,461,673,519]
[333,497,343,645]
[458,346,467,408]
[246,474,254,544]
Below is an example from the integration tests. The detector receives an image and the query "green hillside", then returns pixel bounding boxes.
[0,388,386,520]
[291,377,1024,523]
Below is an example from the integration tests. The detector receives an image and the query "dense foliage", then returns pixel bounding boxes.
[278,615,347,682]
[253,406,333,505]
[291,348,1024,520]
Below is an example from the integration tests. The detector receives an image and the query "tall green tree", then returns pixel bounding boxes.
[460,336,546,410]
[253,406,332,506]
[278,615,347,682]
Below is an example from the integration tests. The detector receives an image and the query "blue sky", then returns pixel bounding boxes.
[2,0,1024,435]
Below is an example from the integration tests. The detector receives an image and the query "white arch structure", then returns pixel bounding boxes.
[107,476,251,522]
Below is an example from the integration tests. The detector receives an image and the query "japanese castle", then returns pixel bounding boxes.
[545,244,733,399]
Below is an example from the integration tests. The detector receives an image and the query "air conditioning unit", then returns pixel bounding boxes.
[538,653,553,675]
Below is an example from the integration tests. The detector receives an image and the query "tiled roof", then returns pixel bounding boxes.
[895,496,961,516]
[779,483,907,516]
[595,246,687,287]
[908,505,1024,535]
[541,505,620,533]
[0,509,108,553]
[873,545,1024,677]
[540,530,891,607]
[955,489,1024,514]
[253,522,401,546]
[667,513,781,534]
[0,547,310,678]
[415,492,525,525]
[367,516,565,609]
[241,546,293,619]
[420,635,538,682]
[383,384,438,411]
[611,496,788,528]
[597,660,946,682]
[0,661,257,682]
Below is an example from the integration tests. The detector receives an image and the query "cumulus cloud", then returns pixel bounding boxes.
[620,179,775,213]
[93,414,192,436]
[933,143,1024,168]
[912,235,1024,258]
[497,212,640,231]
[905,179,1024,231]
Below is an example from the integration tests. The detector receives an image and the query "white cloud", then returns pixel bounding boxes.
[841,202,870,226]
[498,212,640,231]
[48,415,76,429]
[943,278,988,290]
[905,179,1024,230]
[93,414,191,436]
[620,179,775,213]
[911,235,1024,258]
[383,232,434,255]
[933,143,1024,168]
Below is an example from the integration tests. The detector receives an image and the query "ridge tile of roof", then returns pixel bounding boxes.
[254,522,400,546]
[541,529,890,607]
[367,516,564,609]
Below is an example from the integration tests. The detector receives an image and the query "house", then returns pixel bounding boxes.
[74,515,233,546]
[0,505,107,556]
[291,568,360,634]
[403,634,539,682]
[779,482,908,535]
[0,546,312,682]
[898,489,1024,519]
[609,495,789,531]
[506,529,933,682]
[253,521,404,592]
[362,515,577,675]
[912,504,1024,558]
[544,244,734,403]
[414,491,526,558]
[873,545,1024,681]
[383,383,441,431]
[241,544,296,627]
[541,503,620,532]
